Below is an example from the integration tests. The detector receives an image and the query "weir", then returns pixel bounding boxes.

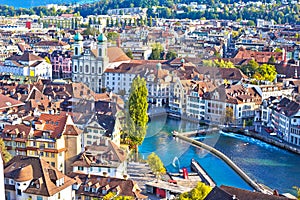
[173,131,273,194]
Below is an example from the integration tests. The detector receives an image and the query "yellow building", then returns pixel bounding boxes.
[2,112,82,174]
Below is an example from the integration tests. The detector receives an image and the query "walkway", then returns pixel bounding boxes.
[173,131,273,195]
[191,159,216,187]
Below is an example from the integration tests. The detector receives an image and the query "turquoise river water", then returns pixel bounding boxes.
[139,116,300,194]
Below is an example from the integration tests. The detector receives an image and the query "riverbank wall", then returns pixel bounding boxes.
[173,132,272,194]
[222,127,300,155]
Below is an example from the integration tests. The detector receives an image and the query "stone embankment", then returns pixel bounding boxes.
[173,131,273,194]
[222,127,300,155]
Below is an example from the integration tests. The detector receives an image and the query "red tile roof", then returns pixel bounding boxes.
[37,113,68,139]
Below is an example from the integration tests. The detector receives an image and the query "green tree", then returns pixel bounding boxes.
[274,48,283,53]
[239,59,259,77]
[202,60,216,67]
[83,27,100,36]
[125,76,148,159]
[214,60,235,68]
[107,32,119,42]
[125,49,134,59]
[44,56,51,64]
[103,192,115,200]
[225,107,234,125]
[114,196,134,200]
[268,55,276,64]
[293,186,300,200]
[149,16,153,27]
[149,43,164,60]
[179,182,212,200]
[166,49,177,60]
[247,20,256,26]
[254,64,277,82]
[147,152,166,180]
[0,138,12,163]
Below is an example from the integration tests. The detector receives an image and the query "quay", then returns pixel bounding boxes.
[172,131,273,194]
[222,127,300,155]
[191,159,216,187]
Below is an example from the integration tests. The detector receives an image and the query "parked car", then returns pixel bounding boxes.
[265,127,274,133]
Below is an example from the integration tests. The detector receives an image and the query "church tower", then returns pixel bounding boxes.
[73,32,83,56]
[97,33,109,73]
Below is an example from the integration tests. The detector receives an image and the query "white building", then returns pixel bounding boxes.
[205,84,262,125]
[169,78,191,116]
[4,156,75,200]
[72,139,127,179]
[186,81,215,120]
[1,51,52,79]
[271,97,300,145]
[72,33,130,93]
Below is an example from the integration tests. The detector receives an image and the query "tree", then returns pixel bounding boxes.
[166,49,177,60]
[179,182,212,200]
[103,192,115,200]
[274,48,282,53]
[44,56,51,64]
[107,32,119,42]
[214,60,235,68]
[147,152,166,180]
[0,138,12,163]
[149,16,153,27]
[254,64,277,82]
[247,20,256,26]
[225,107,234,125]
[202,60,216,67]
[149,43,164,60]
[125,76,148,159]
[268,55,276,64]
[83,27,100,36]
[125,49,134,59]
[115,196,134,200]
[293,186,300,200]
[239,59,259,77]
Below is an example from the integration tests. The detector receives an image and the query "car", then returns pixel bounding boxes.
[265,127,274,133]
[270,132,277,136]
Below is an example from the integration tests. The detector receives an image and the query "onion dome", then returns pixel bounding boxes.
[74,32,83,41]
[97,33,107,43]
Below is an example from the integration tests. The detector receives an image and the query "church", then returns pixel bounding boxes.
[71,32,130,93]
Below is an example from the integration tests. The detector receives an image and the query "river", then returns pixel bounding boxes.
[139,116,300,194]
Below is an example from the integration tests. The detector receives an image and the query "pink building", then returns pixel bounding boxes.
[50,50,72,79]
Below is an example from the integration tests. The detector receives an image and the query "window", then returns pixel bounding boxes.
[75,47,78,55]
[78,166,84,170]
[74,65,78,72]
[37,196,43,200]
[51,162,55,167]
[17,189,21,196]
[85,65,89,73]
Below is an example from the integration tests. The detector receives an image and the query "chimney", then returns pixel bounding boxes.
[282,48,287,67]
[116,35,121,48]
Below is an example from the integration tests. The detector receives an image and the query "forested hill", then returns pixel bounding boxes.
[0,0,299,24]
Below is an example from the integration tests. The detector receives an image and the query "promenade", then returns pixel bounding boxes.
[173,131,273,194]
